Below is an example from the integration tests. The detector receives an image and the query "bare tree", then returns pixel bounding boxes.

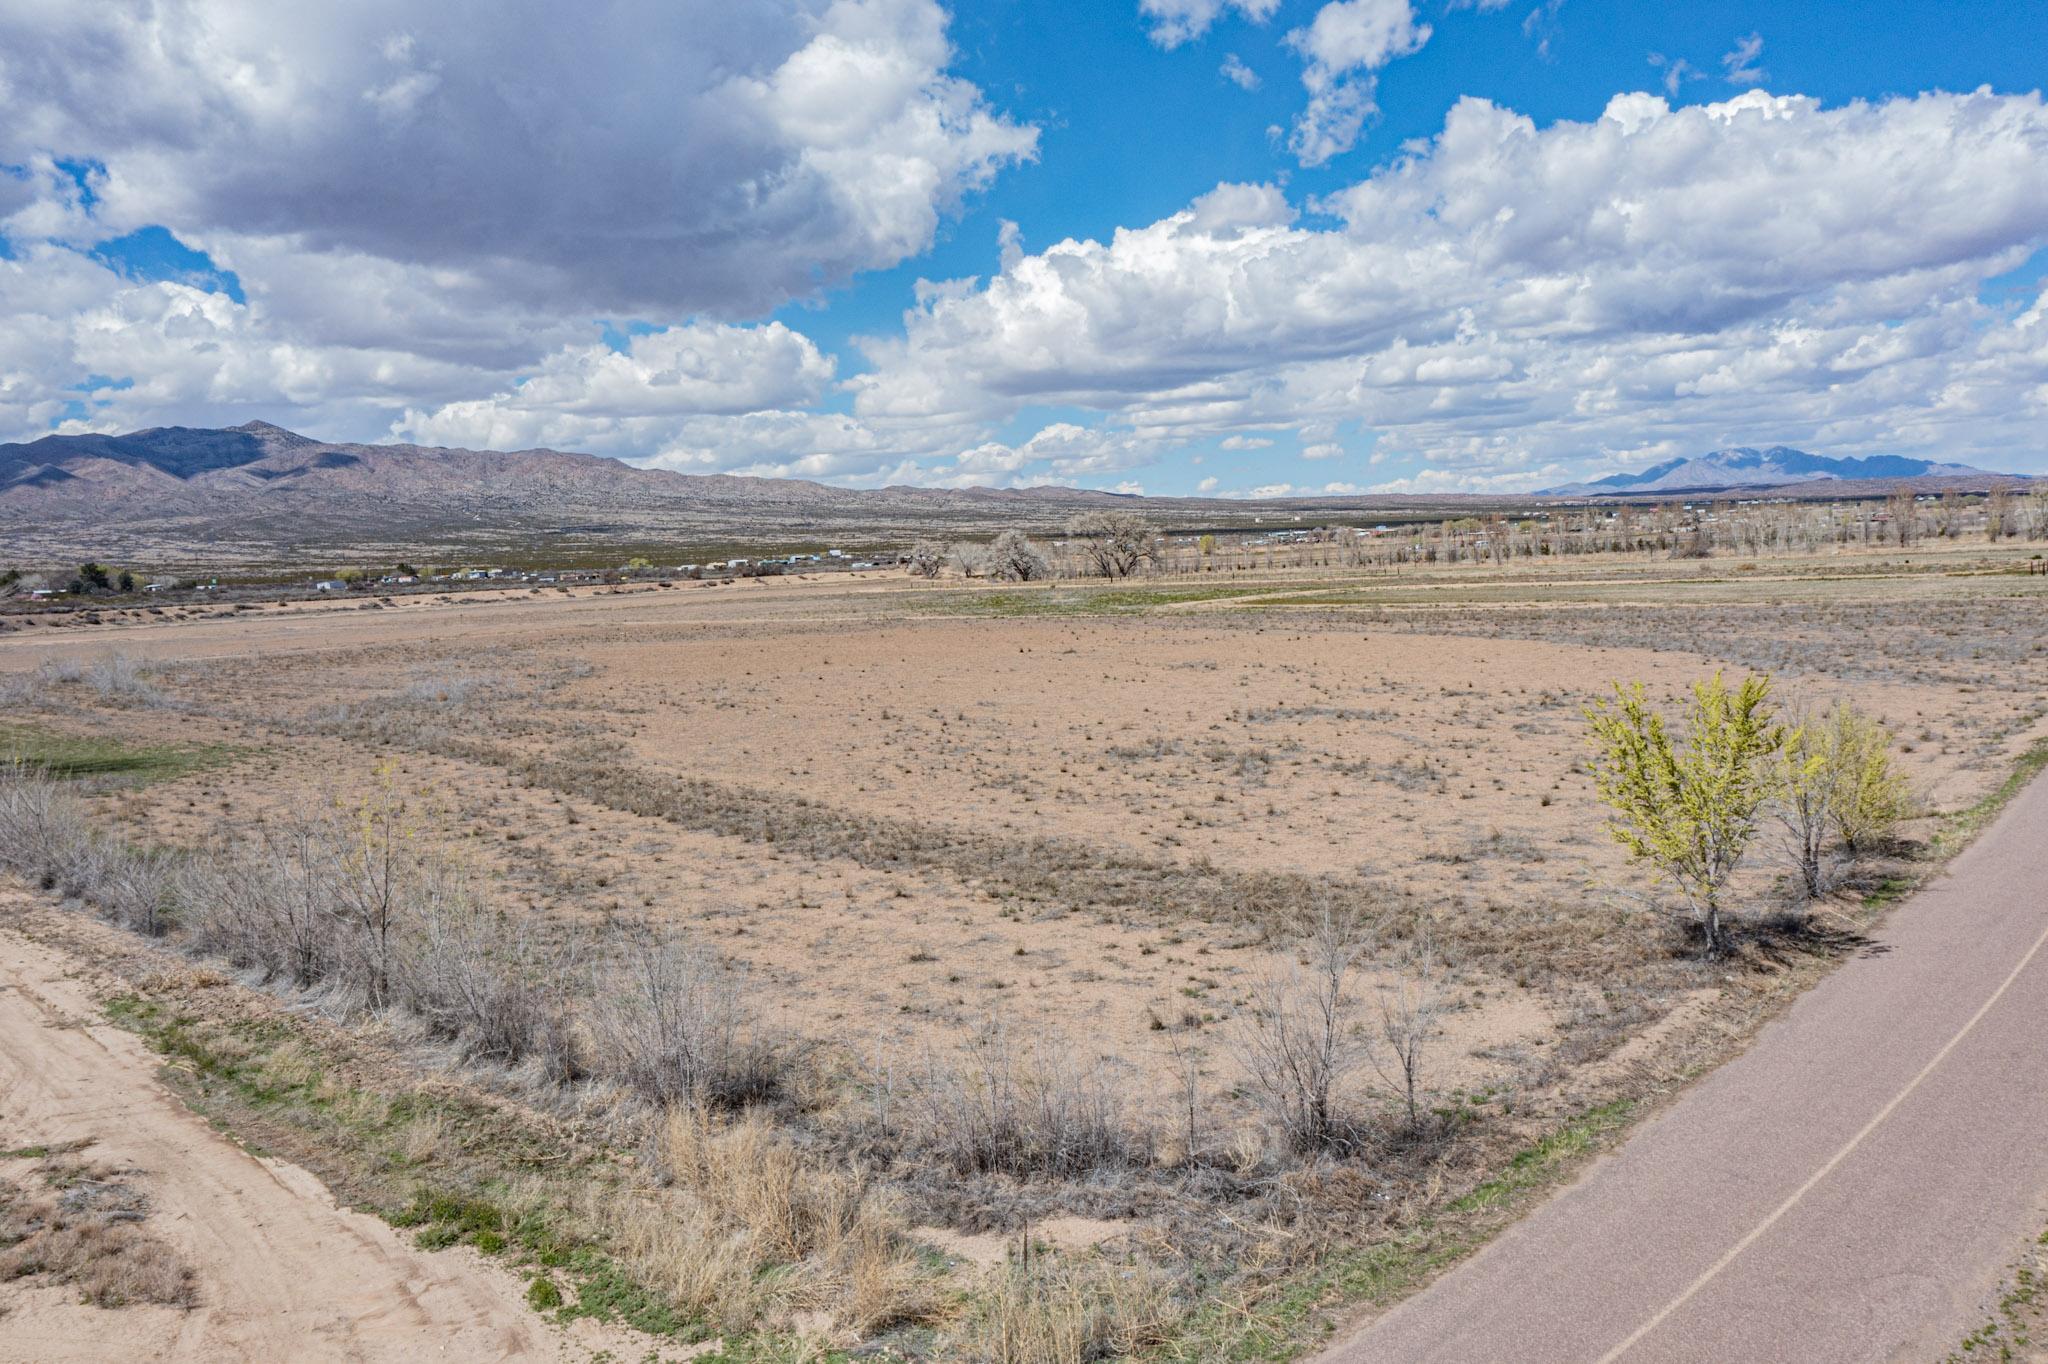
[1886,488,1919,546]
[1161,1029,1206,1167]
[1986,486,2011,543]
[1232,906,1367,1154]
[328,780,415,1010]
[906,540,950,578]
[1935,489,1962,539]
[1066,511,1155,578]
[1369,936,1447,1132]
[986,530,1050,582]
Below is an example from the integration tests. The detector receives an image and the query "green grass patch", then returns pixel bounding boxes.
[0,722,235,783]
[1449,1100,1635,1213]
[1946,1226,2046,1361]
[101,988,710,1344]
[1935,735,2048,853]
[1161,1233,1475,1364]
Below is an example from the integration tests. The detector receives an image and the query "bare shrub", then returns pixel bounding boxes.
[94,844,179,938]
[190,780,458,1013]
[1232,906,1369,1155]
[588,931,783,1109]
[85,653,164,706]
[325,782,420,1011]
[0,652,168,708]
[950,1252,1179,1364]
[399,670,499,706]
[0,762,95,891]
[0,764,174,935]
[1161,1031,1207,1168]
[907,540,951,578]
[907,1024,1152,1178]
[181,822,337,987]
[0,764,578,1073]
[406,891,580,1078]
[1367,937,1447,1132]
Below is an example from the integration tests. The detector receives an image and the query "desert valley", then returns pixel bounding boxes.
[6,3,2048,1361]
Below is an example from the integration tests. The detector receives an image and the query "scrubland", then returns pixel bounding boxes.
[1,541,2044,1361]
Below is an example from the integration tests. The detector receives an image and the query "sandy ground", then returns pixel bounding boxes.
[6,563,2042,1116]
[1,556,2044,1356]
[0,901,642,1363]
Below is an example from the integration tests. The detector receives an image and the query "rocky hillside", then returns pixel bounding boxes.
[0,421,1145,565]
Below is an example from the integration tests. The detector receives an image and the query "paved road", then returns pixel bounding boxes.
[1323,768,2048,1364]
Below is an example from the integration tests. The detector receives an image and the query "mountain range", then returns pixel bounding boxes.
[0,420,1146,566]
[0,423,2030,568]
[1537,446,1997,496]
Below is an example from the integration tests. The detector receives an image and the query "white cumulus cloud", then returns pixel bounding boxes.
[855,88,2048,484]
[1285,0,1432,164]
[0,0,1035,320]
[1139,0,1280,49]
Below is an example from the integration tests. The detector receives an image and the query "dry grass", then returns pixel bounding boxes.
[947,1251,1180,1364]
[0,1158,197,1309]
[605,1105,937,1341]
[2,562,2035,1357]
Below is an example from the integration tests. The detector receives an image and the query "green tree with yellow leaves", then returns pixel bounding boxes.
[1775,700,1914,897]
[1585,672,1789,956]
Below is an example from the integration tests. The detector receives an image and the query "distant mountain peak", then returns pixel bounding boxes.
[228,419,315,443]
[1540,446,2001,496]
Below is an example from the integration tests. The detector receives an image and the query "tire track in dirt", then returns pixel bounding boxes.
[0,906,644,1363]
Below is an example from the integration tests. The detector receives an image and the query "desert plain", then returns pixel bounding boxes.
[2,540,2046,1362]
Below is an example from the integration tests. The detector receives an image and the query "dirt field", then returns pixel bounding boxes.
[2,545,2044,1359]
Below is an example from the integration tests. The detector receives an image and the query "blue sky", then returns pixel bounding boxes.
[3,0,2047,493]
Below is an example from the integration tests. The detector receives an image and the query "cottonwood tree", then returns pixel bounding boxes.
[1775,708,1844,900]
[907,540,950,578]
[1826,706,1913,853]
[1585,673,1788,957]
[986,530,1050,582]
[1066,510,1155,578]
[1775,700,1913,896]
[1886,489,1919,546]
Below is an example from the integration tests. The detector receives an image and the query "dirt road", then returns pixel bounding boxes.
[1323,769,2048,1363]
[0,913,635,1362]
